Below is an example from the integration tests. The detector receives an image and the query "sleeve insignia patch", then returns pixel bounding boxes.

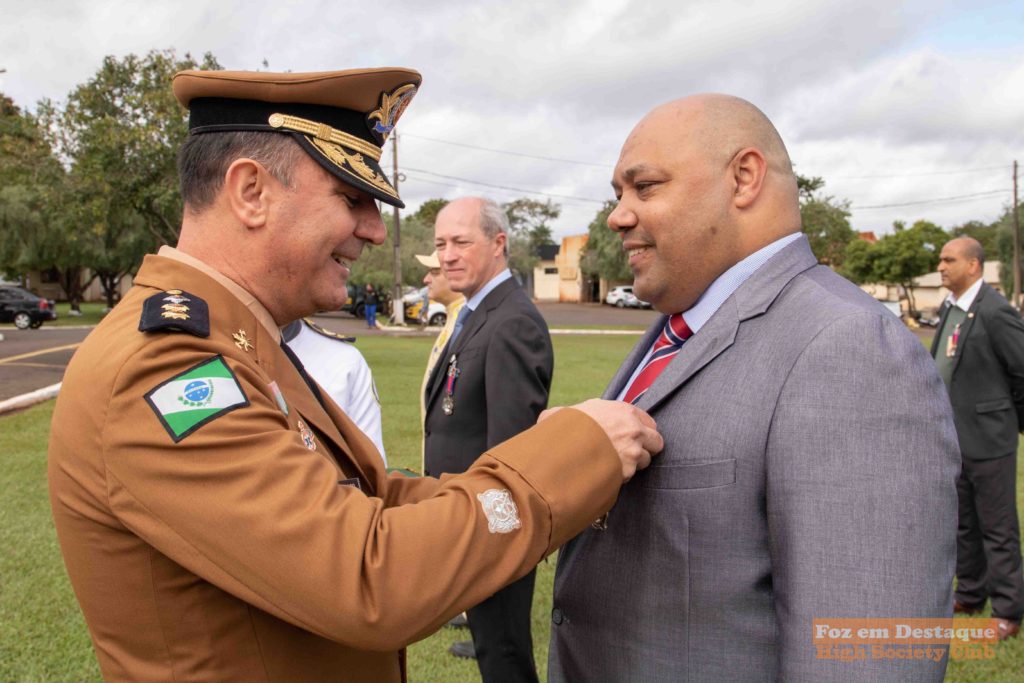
[145,355,249,442]
[139,289,210,337]
[477,489,522,534]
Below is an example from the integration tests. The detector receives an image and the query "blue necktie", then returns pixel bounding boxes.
[448,306,472,347]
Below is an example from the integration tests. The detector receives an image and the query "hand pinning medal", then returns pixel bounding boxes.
[443,354,460,416]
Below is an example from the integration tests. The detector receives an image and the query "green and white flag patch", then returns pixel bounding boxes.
[145,355,249,442]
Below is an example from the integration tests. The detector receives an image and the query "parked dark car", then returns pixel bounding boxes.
[341,283,366,319]
[0,286,58,329]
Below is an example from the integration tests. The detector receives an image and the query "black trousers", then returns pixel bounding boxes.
[955,453,1024,621]
[466,568,539,683]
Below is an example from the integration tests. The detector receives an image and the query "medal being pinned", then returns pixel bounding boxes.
[443,354,460,415]
[297,420,317,451]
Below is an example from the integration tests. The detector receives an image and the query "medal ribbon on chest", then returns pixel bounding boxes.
[443,354,460,416]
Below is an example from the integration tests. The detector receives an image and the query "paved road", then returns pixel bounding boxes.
[0,327,92,402]
[315,302,660,337]
[0,304,937,404]
[0,304,656,403]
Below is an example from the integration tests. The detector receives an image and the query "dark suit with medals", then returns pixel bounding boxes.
[424,275,554,682]
[930,281,1024,620]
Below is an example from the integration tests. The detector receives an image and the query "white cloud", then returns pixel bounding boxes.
[1,0,1020,238]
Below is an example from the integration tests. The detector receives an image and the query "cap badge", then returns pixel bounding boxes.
[368,84,417,141]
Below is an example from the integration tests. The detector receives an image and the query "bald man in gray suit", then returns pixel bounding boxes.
[548,95,960,681]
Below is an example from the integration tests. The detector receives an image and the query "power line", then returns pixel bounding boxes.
[847,188,1007,209]
[403,167,607,203]
[403,175,609,208]
[402,132,612,168]
[404,132,1014,181]
[830,165,1007,180]
[405,160,1009,213]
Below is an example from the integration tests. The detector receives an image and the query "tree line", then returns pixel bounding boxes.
[581,173,1021,315]
[2,48,1019,315]
[0,49,558,309]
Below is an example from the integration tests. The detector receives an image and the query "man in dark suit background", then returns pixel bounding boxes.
[932,236,1024,640]
[425,196,554,681]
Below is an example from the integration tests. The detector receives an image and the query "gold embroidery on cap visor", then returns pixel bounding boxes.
[307,137,398,200]
[267,113,381,161]
[267,112,398,201]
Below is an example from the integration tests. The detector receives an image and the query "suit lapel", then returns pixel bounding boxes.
[603,323,663,400]
[624,236,818,412]
[930,301,953,357]
[425,278,514,408]
[951,284,986,375]
[424,305,490,408]
[636,300,738,412]
[258,326,374,490]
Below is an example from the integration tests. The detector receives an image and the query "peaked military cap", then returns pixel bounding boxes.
[172,68,421,207]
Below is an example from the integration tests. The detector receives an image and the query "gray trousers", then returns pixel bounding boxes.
[955,453,1024,620]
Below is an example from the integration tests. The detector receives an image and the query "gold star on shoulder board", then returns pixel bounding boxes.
[233,329,254,352]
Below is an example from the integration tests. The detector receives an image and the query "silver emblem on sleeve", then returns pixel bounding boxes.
[477,489,522,534]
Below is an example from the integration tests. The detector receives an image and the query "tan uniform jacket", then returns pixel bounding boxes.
[48,254,621,682]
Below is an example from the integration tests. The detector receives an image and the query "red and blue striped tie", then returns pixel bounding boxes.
[622,313,693,405]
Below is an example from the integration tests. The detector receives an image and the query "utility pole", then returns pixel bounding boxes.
[391,131,405,326]
[1014,160,1021,309]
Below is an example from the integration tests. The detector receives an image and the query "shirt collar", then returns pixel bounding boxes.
[946,276,983,312]
[445,296,466,314]
[682,232,802,333]
[158,245,282,343]
[464,269,512,311]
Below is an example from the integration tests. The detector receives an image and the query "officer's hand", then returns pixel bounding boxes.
[542,399,663,483]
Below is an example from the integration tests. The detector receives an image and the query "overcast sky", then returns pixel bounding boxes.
[2,0,1022,241]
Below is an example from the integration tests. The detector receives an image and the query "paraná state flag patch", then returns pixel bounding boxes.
[145,355,249,442]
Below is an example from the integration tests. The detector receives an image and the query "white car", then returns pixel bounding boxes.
[605,285,635,308]
[403,287,448,326]
[605,285,651,308]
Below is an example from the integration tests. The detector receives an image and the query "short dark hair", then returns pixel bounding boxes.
[177,131,304,212]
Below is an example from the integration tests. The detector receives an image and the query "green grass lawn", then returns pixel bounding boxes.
[3,333,1023,681]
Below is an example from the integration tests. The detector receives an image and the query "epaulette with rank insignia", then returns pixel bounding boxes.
[139,289,210,337]
[303,318,356,343]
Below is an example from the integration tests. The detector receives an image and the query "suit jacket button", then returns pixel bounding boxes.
[551,607,564,625]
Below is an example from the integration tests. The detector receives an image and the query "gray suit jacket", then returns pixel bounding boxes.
[549,237,959,682]
[929,282,1024,460]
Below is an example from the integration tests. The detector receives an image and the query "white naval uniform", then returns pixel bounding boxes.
[284,319,386,464]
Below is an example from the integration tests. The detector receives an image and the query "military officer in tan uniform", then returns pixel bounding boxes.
[47,67,662,683]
